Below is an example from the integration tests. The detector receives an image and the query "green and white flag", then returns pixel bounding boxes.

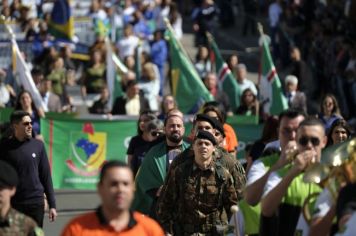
[207,33,241,110]
[165,22,213,114]
[258,35,288,115]
[106,39,128,107]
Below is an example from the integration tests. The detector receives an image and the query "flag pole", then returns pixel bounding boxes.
[0,15,15,38]
[1,15,16,71]
[257,22,264,37]
[205,32,216,73]
[164,18,195,63]
[1,15,48,112]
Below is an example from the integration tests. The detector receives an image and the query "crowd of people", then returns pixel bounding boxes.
[0,0,356,235]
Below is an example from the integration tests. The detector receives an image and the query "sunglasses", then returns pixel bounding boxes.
[22,122,31,126]
[151,131,162,137]
[298,136,320,146]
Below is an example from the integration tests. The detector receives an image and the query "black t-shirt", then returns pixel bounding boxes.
[127,135,162,175]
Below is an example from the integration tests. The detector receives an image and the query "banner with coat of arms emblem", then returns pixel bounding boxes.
[41,118,136,189]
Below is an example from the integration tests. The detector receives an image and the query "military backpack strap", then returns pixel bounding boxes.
[215,161,227,184]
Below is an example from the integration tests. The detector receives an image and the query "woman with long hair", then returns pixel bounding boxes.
[326,118,353,147]
[126,111,163,176]
[15,90,45,137]
[194,45,211,79]
[158,95,177,120]
[235,88,260,116]
[318,93,342,131]
[81,50,106,98]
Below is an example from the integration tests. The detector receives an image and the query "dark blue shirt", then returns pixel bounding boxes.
[0,137,56,209]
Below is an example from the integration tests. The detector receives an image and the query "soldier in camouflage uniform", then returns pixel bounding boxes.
[168,114,246,200]
[157,130,238,235]
[0,160,43,236]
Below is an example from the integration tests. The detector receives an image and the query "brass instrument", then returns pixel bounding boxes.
[286,145,298,162]
[302,138,356,224]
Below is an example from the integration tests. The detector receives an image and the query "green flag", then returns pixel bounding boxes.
[131,141,190,214]
[259,35,288,115]
[165,25,213,114]
[207,33,241,110]
[41,118,136,189]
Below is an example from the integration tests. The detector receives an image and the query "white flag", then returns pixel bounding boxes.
[12,39,48,112]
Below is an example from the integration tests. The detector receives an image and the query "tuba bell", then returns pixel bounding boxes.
[302,138,356,224]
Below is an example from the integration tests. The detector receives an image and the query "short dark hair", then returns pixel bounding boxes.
[278,109,307,124]
[31,67,43,76]
[298,117,325,132]
[10,110,31,124]
[99,160,131,183]
[126,80,137,88]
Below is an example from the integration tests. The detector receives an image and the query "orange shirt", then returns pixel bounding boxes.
[223,123,238,153]
[61,209,164,236]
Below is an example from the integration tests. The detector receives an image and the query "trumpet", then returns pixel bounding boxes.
[302,138,356,224]
[286,147,298,162]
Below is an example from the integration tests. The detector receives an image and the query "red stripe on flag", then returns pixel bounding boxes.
[267,69,276,82]
[49,120,53,173]
[219,64,229,81]
[210,50,215,66]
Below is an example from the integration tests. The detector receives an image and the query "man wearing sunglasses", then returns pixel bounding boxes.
[260,117,327,236]
[0,110,57,228]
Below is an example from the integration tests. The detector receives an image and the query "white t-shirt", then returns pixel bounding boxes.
[0,84,10,106]
[117,35,140,59]
[295,213,309,236]
[247,159,268,186]
[238,79,258,96]
[262,170,282,198]
[264,140,280,151]
[313,188,333,219]
[294,187,334,236]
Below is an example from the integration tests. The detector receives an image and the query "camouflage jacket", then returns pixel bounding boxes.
[0,208,43,236]
[168,146,246,200]
[157,158,237,235]
[215,147,246,200]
